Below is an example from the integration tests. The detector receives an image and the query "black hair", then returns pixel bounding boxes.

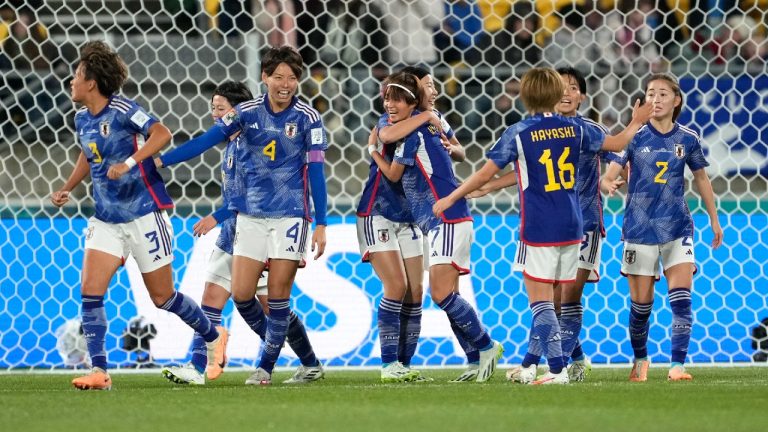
[212,81,253,106]
[261,45,304,79]
[556,66,587,94]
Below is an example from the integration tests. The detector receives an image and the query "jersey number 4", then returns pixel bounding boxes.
[539,148,575,192]
[262,140,276,161]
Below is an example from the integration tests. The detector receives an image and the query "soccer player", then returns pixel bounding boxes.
[433,67,648,384]
[374,66,479,382]
[50,41,227,390]
[472,67,647,383]
[157,81,323,385]
[152,46,328,385]
[370,71,503,383]
[601,73,723,382]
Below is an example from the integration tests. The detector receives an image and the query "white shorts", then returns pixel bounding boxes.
[205,246,268,296]
[515,242,579,283]
[426,221,473,275]
[578,231,602,283]
[621,236,695,278]
[233,215,309,263]
[356,215,424,262]
[84,210,174,273]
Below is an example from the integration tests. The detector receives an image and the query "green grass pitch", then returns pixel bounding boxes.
[1,367,767,432]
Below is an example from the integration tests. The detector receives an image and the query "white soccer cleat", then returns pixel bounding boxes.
[245,367,272,386]
[531,369,569,385]
[449,365,479,383]
[506,364,537,384]
[380,362,418,383]
[283,364,325,384]
[476,341,504,383]
[567,356,592,382]
[162,364,205,385]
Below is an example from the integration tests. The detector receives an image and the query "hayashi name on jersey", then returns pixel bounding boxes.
[529,126,576,142]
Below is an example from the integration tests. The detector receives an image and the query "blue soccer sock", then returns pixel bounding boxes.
[669,288,692,364]
[398,302,422,366]
[438,293,492,351]
[81,295,108,370]
[559,302,584,360]
[571,340,585,361]
[160,292,217,342]
[286,310,319,367]
[258,299,290,374]
[379,297,402,365]
[234,298,266,339]
[629,300,654,360]
[450,318,480,364]
[190,305,222,373]
[530,301,564,374]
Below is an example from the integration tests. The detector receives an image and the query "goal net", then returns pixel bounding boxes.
[1,0,766,369]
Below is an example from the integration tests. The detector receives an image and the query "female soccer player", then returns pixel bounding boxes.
[473,67,650,383]
[153,46,328,385]
[158,81,323,385]
[373,66,478,382]
[370,71,503,383]
[602,73,723,382]
[50,41,227,390]
[433,67,647,384]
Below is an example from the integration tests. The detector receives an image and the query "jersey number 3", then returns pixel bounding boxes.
[539,148,575,192]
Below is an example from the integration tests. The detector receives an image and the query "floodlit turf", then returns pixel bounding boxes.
[1,367,766,432]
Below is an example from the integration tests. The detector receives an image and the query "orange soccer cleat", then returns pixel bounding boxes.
[72,368,112,390]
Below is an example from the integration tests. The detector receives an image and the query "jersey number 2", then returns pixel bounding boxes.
[539,148,574,192]
[654,161,669,184]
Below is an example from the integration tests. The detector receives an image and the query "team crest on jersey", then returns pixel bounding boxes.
[674,144,685,159]
[284,122,298,138]
[99,121,110,137]
[227,154,233,169]
[624,250,636,264]
[378,229,390,243]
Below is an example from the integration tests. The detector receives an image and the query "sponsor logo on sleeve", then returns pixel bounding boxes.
[130,110,150,128]
[311,127,323,144]
[222,110,237,126]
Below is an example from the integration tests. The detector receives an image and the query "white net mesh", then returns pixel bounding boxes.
[1,0,767,369]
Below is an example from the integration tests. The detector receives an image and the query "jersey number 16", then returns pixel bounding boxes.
[539,147,575,192]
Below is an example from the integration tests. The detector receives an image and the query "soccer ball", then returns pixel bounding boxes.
[54,318,90,367]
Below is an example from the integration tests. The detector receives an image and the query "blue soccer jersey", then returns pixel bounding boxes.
[213,134,245,255]
[218,95,328,220]
[75,96,173,223]
[578,117,611,235]
[394,122,472,233]
[611,123,708,245]
[356,114,414,222]
[487,113,605,246]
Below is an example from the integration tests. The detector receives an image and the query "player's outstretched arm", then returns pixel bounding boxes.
[467,171,517,198]
[601,161,625,197]
[378,110,442,144]
[601,99,653,153]
[51,151,90,207]
[156,125,229,168]
[692,168,723,249]
[108,122,172,179]
[433,160,500,216]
